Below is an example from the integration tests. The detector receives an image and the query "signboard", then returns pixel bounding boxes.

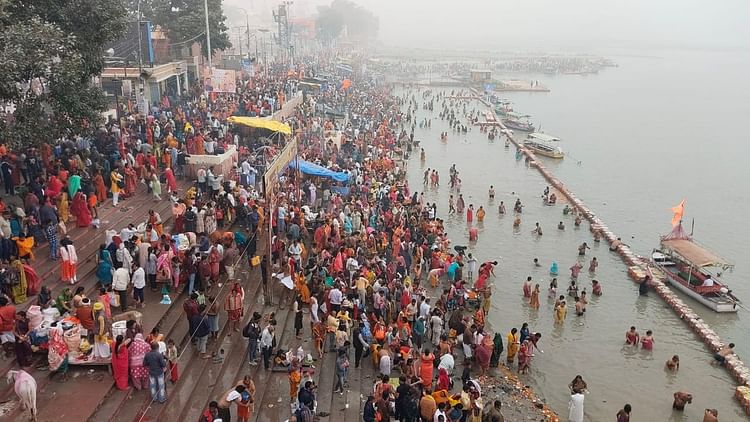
[204,68,237,93]
[263,139,298,192]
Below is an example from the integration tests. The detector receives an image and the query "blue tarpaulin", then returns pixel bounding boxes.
[288,159,350,183]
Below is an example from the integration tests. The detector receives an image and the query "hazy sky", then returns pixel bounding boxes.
[226,0,750,53]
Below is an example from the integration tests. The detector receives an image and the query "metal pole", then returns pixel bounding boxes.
[204,0,212,69]
[137,0,144,112]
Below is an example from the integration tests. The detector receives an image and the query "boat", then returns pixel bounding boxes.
[523,133,564,159]
[502,112,535,132]
[493,100,513,116]
[651,223,739,313]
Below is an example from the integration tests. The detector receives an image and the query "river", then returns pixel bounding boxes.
[398,48,750,421]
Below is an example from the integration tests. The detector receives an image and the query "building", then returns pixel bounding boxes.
[99,21,196,117]
[470,69,492,83]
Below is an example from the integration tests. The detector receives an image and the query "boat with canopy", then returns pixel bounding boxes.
[651,220,739,313]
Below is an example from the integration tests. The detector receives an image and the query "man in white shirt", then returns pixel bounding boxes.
[112,266,130,312]
[702,276,715,287]
[419,297,431,319]
[132,262,146,307]
[197,167,207,192]
[329,286,343,313]
[260,325,275,369]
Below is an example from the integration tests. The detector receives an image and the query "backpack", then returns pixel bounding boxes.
[184,209,197,222]
[243,321,260,339]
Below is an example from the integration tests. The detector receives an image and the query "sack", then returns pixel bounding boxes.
[251,255,261,266]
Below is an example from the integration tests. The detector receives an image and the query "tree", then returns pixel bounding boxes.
[0,0,127,148]
[134,0,231,60]
[330,0,379,42]
[316,6,345,46]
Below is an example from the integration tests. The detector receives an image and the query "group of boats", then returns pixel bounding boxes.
[491,97,564,159]
[490,96,740,314]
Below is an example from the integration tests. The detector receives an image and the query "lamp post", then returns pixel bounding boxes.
[204,0,212,70]
[111,78,121,122]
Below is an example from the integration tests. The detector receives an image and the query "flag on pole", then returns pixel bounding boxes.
[671,199,685,227]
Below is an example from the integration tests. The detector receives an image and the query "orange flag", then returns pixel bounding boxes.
[671,199,685,227]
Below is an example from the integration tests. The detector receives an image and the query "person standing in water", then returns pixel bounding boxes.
[578,242,590,256]
[498,201,506,214]
[456,194,465,213]
[488,186,495,200]
[529,284,540,309]
[448,195,456,214]
[466,204,474,223]
[616,404,632,422]
[589,257,598,273]
[672,391,692,411]
[570,262,583,279]
[625,326,640,346]
[641,330,655,350]
[476,206,485,222]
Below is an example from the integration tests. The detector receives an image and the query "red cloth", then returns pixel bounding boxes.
[112,343,130,390]
[70,192,92,227]
[165,168,177,192]
[46,176,63,199]
[419,354,435,388]
[23,264,40,296]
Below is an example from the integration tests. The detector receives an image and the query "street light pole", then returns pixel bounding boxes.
[204,0,212,69]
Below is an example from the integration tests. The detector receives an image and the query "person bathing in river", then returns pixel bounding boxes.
[558,221,565,230]
[448,195,455,214]
[513,215,521,227]
[531,222,542,235]
[666,355,680,371]
[548,278,558,297]
[498,201,506,214]
[570,262,583,280]
[712,343,735,366]
[589,257,598,273]
[567,280,578,297]
[578,242,590,256]
[625,326,640,346]
[591,279,603,296]
[610,237,623,251]
[574,296,585,316]
[522,276,533,298]
[488,186,495,200]
[641,330,654,350]
[554,300,567,323]
[466,204,474,223]
[476,206,485,222]
[550,262,559,276]
[672,391,692,411]
[456,194,465,213]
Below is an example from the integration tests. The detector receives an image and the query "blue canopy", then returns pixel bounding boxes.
[288,159,350,183]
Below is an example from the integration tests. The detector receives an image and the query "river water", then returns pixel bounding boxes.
[398,48,750,421]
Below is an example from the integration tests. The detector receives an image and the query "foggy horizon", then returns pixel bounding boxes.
[225,0,750,54]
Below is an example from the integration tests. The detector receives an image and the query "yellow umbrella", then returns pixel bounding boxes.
[227,116,292,135]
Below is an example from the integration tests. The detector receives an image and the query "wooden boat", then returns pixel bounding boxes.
[651,223,738,313]
[523,133,564,159]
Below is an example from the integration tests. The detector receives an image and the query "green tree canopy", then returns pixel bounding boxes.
[131,0,231,60]
[0,0,127,148]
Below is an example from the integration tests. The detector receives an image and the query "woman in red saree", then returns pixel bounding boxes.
[111,335,131,390]
[46,175,63,199]
[124,164,138,197]
[70,192,92,227]
[22,262,40,296]
[164,167,177,194]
